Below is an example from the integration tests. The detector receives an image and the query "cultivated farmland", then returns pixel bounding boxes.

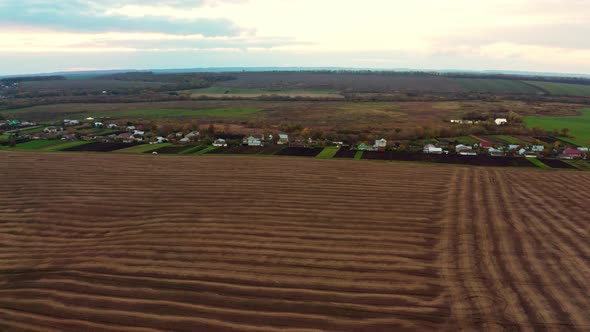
[525,108,590,146]
[0,152,589,331]
[526,81,590,97]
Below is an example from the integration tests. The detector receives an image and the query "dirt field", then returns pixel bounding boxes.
[0,152,589,331]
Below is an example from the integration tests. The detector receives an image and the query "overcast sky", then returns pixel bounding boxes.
[1,0,590,75]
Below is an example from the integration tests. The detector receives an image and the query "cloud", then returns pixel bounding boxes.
[0,0,240,36]
[430,22,590,51]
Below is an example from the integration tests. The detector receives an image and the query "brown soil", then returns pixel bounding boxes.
[0,152,588,331]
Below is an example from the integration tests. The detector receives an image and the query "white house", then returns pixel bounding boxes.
[495,118,508,125]
[179,137,191,144]
[155,136,168,143]
[107,124,118,129]
[374,138,387,150]
[185,131,200,139]
[43,126,60,133]
[577,147,589,152]
[213,138,227,147]
[94,122,104,128]
[133,130,145,136]
[127,126,136,131]
[423,144,443,154]
[277,134,289,145]
[243,135,263,146]
[488,147,505,157]
[531,145,545,152]
[64,119,80,126]
[455,144,473,153]
[508,144,520,150]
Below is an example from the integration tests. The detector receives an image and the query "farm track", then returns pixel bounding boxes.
[0,152,589,331]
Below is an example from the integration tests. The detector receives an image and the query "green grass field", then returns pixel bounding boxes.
[525,81,590,97]
[454,79,541,94]
[565,160,590,171]
[555,136,588,147]
[527,158,551,169]
[179,145,205,155]
[6,126,42,134]
[354,151,363,160]
[113,143,170,154]
[13,140,66,150]
[524,108,590,146]
[189,86,337,95]
[316,147,339,159]
[195,146,218,155]
[490,135,525,145]
[77,108,260,119]
[43,141,91,152]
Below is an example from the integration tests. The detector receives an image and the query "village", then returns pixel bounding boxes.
[1,116,588,165]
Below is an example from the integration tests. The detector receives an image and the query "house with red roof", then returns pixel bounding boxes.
[560,148,583,159]
[480,141,493,149]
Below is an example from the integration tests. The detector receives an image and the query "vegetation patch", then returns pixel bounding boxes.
[316,147,339,159]
[189,86,337,96]
[14,140,66,150]
[80,108,261,119]
[525,81,590,97]
[490,135,525,145]
[565,160,590,171]
[43,141,92,152]
[527,158,550,169]
[524,108,590,146]
[148,145,195,154]
[455,79,541,94]
[113,143,170,154]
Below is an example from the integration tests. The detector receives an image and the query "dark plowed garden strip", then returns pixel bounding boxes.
[539,159,578,169]
[147,146,194,154]
[333,147,357,158]
[274,147,324,157]
[62,142,138,152]
[362,152,536,167]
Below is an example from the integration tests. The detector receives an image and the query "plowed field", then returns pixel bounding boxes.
[0,152,588,331]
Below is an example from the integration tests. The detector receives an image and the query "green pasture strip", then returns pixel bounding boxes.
[14,140,65,150]
[354,151,363,160]
[42,141,91,152]
[113,143,170,154]
[316,147,339,159]
[6,126,42,134]
[195,146,218,155]
[527,158,550,169]
[490,135,525,145]
[179,145,205,155]
[565,160,590,171]
[556,136,588,147]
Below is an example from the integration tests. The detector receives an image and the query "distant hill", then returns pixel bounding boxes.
[2,67,590,80]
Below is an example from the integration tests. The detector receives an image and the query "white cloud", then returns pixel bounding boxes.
[2,0,590,74]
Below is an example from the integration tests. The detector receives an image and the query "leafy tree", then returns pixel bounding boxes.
[561,128,570,137]
[207,123,216,134]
